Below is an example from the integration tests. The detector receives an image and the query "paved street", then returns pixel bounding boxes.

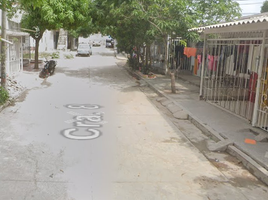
[0,46,268,200]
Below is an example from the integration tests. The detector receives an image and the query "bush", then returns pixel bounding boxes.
[38,51,60,60]
[128,57,139,70]
[64,53,74,59]
[0,86,9,105]
[141,65,150,75]
[39,52,51,59]
[51,51,60,59]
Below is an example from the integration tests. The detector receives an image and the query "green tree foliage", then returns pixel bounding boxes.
[261,1,268,13]
[0,0,16,15]
[20,0,90,68]
[68,1,102,38]
[91,0,241,73]
[95,0,241,39]
[101,1,154,70]
[17,0,241,71]
[192,0,241,26]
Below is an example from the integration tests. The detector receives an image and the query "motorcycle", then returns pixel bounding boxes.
[39,60,57,79]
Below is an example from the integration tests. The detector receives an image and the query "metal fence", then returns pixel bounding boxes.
[202,33,264,123]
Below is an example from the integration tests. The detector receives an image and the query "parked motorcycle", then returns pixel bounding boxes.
[39,60,57,79]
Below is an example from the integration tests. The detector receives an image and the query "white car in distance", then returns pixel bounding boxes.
[77,43,92,56]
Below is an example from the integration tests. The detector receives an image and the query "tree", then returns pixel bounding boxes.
[94,0,241,74]
[261,1,268,13]
[20,0,90,69]
[102,1,154,71]
[62,1,99,39]
[99,0,195,74]
[90,0,241,94]
[1,0,7,89]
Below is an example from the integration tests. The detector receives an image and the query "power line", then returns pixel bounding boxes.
[240,3,264,5]
[234,0,264,1]
[235,0,265,4]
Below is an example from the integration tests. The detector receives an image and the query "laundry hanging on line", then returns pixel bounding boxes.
[197,55,202,64]
[184,47,197,58]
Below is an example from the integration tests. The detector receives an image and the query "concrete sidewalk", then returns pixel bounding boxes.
[115,52,128,60]
[149,72,268,184]
[118,59,268,185]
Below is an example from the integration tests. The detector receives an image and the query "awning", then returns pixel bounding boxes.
[7,30,29,37]
[0,30,29,37]
[189,12,268,32]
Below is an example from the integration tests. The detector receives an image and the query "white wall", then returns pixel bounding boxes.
[0,10,2,26]
[30,30,55,52]
[78,37,90,44]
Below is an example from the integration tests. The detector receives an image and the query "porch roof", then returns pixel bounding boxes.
[0,30,29,37]
[189,12,268,33]
[7,30,29,37]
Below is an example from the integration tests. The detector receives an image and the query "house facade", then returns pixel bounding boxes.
[29,30,58,53]
[0,10,30,76]
[190,13,268,132]
[29,28,79,53]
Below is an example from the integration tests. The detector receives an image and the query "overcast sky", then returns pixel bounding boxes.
[236,0,266,15]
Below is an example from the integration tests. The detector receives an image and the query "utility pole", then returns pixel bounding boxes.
[1,1,7,89]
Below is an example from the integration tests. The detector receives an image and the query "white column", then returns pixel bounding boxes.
[20,36,23,72]
[6,36,10,75]
[199,33,207,98]
[57,29,68,51]
[252,30,266,126]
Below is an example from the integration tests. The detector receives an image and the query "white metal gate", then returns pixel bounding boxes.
[202,32,264,122]
[257,46,268,131]
[9,36,21,74]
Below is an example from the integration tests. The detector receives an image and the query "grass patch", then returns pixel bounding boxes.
[39,52,51,59]
[29,51,61,60]
[0,86,9,105]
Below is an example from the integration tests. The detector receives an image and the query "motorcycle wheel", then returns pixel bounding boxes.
[50,67,55,75]
[39,69,49,78]
[39,70,46,78]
